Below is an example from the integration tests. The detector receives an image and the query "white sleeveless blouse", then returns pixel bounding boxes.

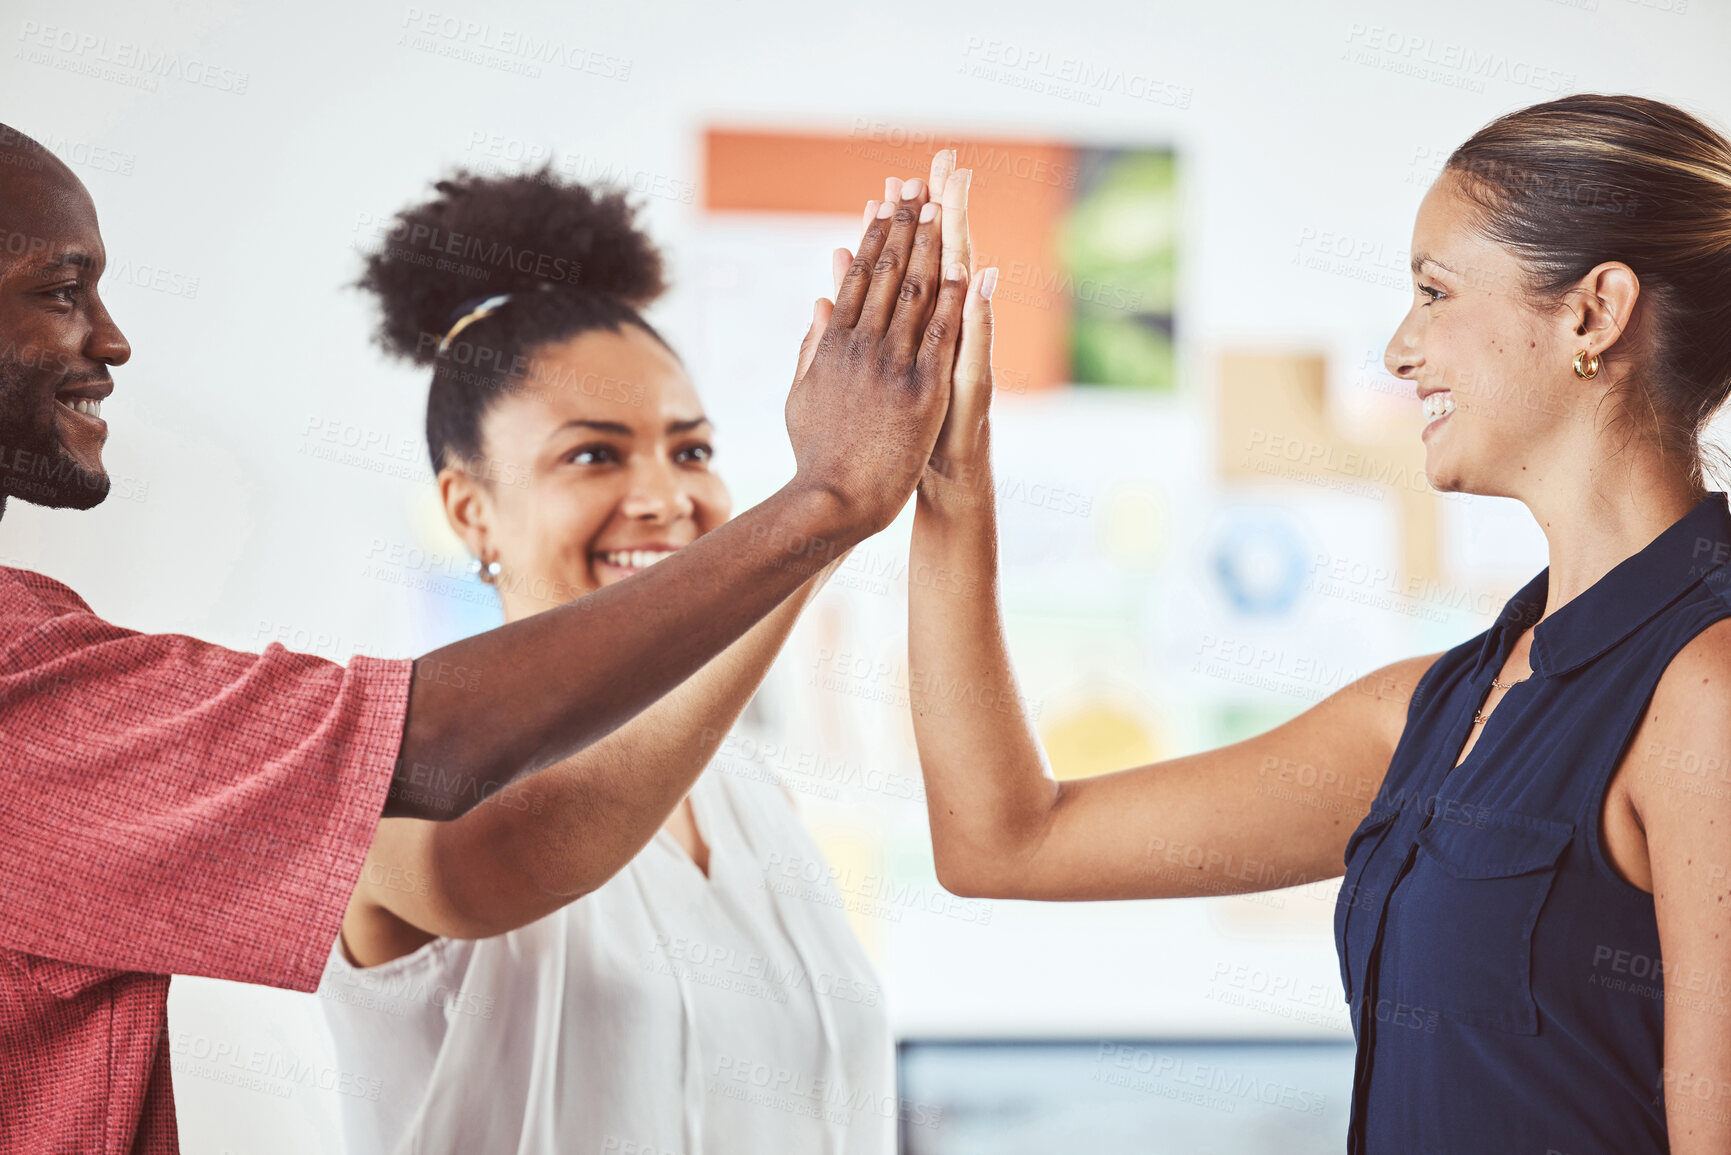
[319,761,895,1155]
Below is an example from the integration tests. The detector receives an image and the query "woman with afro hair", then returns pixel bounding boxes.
[308,152,984,1155]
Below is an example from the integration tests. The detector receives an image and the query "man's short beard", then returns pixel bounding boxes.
[0,354,109,510]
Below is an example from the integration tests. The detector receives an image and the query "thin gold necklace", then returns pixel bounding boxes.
[1473,672,1530,726]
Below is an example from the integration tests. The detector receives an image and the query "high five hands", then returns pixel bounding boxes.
[786,150,999,545]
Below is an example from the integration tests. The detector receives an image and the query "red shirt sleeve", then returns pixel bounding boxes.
[0,567,412,992]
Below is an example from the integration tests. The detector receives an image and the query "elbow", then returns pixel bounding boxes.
[928,798,1055,901]
[523,862,602,909]
[516,825,628,907]
[438,877,598,943]
[933,851,1020,900]
[440,914,514,942]
[932,857,980,898]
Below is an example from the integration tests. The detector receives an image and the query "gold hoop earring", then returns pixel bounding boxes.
[1573,350,1600,380]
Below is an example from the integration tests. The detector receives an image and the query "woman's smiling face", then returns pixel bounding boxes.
[440,323,732,621]
[1383,170,1597,499]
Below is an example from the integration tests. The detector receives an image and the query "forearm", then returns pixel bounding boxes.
[910,466,1059,894]
[1662,1054,1731,1155]
[391,483,852,819]
[352,564,832,944]
[483,568,827,902]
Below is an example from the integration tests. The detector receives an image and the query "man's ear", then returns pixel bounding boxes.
[437,465,492,561]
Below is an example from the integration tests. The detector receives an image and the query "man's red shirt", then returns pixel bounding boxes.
[0,567,411,1153]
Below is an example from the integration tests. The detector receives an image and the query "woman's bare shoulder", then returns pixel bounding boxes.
[1626,618,1731,817]
[1338,650,1450,751]
[1651,617,1731,716]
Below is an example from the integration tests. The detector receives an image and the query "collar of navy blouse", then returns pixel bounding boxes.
[1475,491,1731,680]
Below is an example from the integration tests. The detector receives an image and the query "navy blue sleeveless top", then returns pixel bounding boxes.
[1335,490,1731,1153]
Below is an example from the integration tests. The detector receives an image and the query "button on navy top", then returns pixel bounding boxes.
[1335,491,1731,1154]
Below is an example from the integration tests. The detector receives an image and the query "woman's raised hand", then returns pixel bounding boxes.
[926,151,996,505]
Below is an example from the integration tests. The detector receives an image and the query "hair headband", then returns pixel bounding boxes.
[436,294,513,356]
[435,279,571,355]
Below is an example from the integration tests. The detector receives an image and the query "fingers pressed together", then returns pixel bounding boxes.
[806,149,1000,394]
